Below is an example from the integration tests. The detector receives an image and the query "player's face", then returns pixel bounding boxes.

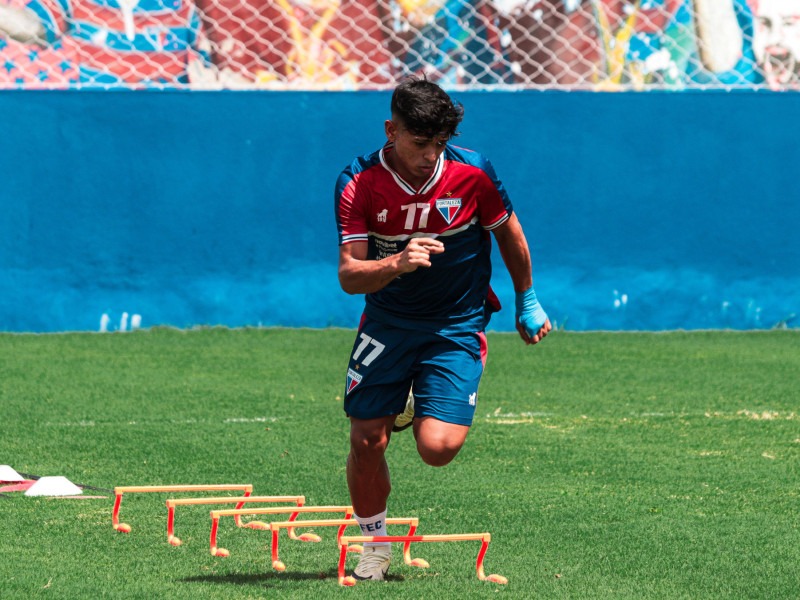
[751,0,800,88]
[385,119,448,189]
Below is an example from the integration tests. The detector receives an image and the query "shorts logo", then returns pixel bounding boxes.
[435,198,462,224]
[346,368,363,395]
[469,392,476,406]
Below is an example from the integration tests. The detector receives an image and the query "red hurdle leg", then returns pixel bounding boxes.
[166,504,180,546]
[232,488,252,528]
[286,508,323,542]
[112,492,131,533]
[338,542,355,586]
[476,537,507,584]
[402,522,429,568]
[209,515,229,557]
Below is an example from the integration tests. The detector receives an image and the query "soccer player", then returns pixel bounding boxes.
[334,76,551,581]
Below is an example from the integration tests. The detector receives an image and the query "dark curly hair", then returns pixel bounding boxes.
[390,76,464,139]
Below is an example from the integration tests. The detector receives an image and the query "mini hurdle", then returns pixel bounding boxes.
[209,505,353,557]
[337,533,507,587]
[267,517,429,572]
[112,484,253,533]
[165,495,306,546]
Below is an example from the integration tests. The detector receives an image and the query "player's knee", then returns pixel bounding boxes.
[350,428,390,458]
[417,441,462,467]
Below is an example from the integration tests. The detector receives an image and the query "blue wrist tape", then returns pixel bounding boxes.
[515,286,548,337]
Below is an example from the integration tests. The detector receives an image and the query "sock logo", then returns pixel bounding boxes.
[360,520,383,533]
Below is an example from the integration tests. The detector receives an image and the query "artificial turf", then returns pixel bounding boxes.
[0,328,797,598]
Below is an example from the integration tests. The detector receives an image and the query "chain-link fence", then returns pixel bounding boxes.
[0,0,796,90]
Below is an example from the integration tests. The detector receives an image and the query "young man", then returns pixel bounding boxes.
[334,76,550,581]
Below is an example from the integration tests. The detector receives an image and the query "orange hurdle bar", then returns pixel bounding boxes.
[268,517,429,572]
[337,533,508,587]
[209,505,353,557]
[112,484,253,533]
[165,495,306,546]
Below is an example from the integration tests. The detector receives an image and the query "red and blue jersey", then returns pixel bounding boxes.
[335,143,512,333]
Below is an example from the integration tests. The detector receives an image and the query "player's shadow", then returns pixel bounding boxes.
[181,569,405,586]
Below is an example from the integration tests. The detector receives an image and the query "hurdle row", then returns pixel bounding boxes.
[111,484,507,586]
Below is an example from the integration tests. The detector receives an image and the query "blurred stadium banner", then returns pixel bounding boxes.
[0,0,798,91]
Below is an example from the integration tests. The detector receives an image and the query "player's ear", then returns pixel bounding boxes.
[385,119,397,142]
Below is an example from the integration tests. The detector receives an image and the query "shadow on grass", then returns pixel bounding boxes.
[181,569,406,586]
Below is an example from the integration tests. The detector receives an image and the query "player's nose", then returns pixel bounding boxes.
[423,146,438,162]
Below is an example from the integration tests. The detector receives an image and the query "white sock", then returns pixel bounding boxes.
[355,509,390,547]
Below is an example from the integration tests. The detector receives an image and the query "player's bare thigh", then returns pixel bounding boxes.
[413,416,470,467]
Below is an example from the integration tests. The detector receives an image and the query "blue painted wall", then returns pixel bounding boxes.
[1,91,798,332]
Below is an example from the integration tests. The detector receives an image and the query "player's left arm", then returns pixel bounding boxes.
[492,213,551,345]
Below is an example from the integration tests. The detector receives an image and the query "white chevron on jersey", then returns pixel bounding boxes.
[379,144,444,195]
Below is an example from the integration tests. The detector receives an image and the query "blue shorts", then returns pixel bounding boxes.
[343,317,488,426]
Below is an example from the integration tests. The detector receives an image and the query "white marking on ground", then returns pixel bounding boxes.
[704,410,796,421]
[223,417,279,424]
[485,410,554,419]
[692,450,725,457]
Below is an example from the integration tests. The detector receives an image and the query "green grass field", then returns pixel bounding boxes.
[1,328,798,599]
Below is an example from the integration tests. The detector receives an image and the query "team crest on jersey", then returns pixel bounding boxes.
[346,368,363,395]
[435,198,462,224]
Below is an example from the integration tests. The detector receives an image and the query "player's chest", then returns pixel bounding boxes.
[367,181,479,236]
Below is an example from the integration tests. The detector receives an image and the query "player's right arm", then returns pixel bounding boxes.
[338,238,444,295]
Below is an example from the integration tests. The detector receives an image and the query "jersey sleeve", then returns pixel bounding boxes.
[446,145,514,231]
[334,167,369,246]
[475,155,513,231]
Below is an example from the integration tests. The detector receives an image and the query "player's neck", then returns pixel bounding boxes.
[383,145,430,192]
